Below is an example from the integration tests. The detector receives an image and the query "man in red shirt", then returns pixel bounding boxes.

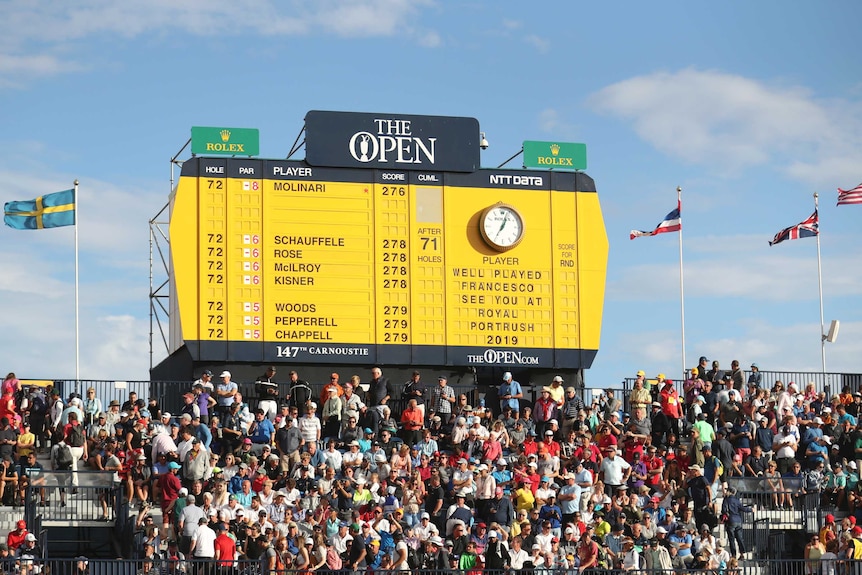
[6,520,27,551]
[213,523,236,566]
[541,430,561,457]
[660,379,683,432]
[576,529,599,572]
[159,461,182,535]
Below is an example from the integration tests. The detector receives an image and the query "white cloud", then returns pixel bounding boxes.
[589,69,862,186]
[524,34,550,53]
[610,319,862,382]
[536,108,580,140]
[417,30,442,48]
[0,0,439,86]
[610,232,862,302]
[0,167,163,380]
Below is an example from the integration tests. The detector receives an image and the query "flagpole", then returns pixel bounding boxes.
[678,186,686,379]
[74,179,80,385]
[815,192,826,373]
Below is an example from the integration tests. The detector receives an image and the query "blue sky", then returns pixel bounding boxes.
[1,0,860,386]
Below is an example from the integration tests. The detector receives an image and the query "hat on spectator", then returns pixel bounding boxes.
[853,526,862,536]
[168,461,181,470]
[25,534,36,542]
[636,370,645,377]
[532,544,541,550]
[552,376,563,383]
[421,512,430,519]
[219,371,231,378]
[689,464,703,472]
[652,401,661,407]
[657,527,667,534]
[826,514,835,523]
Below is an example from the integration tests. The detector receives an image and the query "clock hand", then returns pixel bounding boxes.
[494,214,509,240]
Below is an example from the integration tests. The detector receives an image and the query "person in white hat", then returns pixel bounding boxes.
[214,371,237,418]
[499,372,523,415]
[548,376,565,406]
[534,387,558,438]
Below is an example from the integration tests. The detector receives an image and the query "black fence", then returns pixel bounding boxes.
[24,470,124,523]
[620,368,862,415]
[0,561,844,575]
[32,379,482,420]
[726,476,821,533]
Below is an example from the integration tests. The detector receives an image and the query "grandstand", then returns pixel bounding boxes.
[1,364,861,575]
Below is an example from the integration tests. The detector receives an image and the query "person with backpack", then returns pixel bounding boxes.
[26,387,48,453]
[50,437,73,507]
[63,412,87,490]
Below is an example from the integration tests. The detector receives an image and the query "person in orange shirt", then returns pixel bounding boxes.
[400,399,424,447]
[320,373,344,405]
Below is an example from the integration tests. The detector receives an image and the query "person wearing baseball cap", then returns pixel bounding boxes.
[500,371,523,415]
[214,370,237,417]
[547,376,564,406]
[748,362,762,389]
[7,520,29,551]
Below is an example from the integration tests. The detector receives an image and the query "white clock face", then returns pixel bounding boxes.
[481,204,524,250]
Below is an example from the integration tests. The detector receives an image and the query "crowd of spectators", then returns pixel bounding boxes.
[3,359,862,571]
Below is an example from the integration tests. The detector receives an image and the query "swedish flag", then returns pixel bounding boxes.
[4,189,76,230]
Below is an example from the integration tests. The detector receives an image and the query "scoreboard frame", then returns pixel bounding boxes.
[168,157,608,370]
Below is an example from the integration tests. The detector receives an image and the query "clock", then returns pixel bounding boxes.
[479,202,525,252]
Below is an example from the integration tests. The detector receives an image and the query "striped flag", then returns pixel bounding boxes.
[769,210,818,246]
[838,184,862,206]
[4,189,76,230]
[630,201,681,239]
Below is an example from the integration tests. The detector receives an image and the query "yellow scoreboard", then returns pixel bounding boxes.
[169,157,608,368]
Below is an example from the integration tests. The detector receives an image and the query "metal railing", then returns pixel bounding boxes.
[726,476,821,532]
[620,369,862,414]
[24,470,125,524]
[0,561,845,575]
[27,379,481,420]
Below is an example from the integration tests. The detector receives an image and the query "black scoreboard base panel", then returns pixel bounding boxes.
[150,343,588,417]
[174,340,597,369]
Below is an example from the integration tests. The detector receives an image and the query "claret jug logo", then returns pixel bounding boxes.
[348,118,437,165]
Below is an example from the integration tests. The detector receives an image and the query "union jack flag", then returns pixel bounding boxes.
[769,210,819,246]
[838,184,862,206]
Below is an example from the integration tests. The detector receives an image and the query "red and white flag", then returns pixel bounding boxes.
[630,201,681,239]
[837,184,862,206]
